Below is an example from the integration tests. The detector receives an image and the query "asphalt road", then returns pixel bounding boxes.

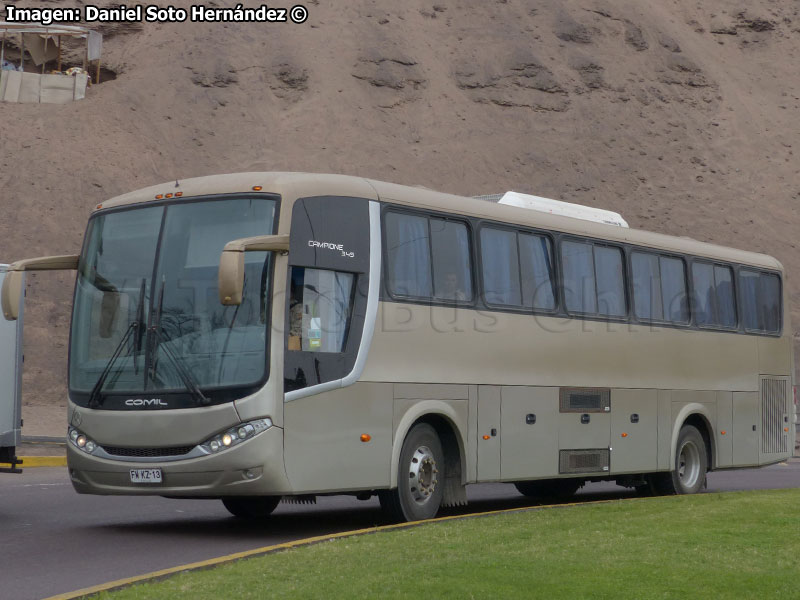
[2,461,799,600]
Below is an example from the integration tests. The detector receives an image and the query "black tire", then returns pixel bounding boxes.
[650,424,707,495]
[222,496,281,519]
[379,423,444,522]
[514,479,581,502]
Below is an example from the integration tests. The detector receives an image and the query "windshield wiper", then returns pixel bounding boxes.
[148,278,211,407]
[88,278,147,409]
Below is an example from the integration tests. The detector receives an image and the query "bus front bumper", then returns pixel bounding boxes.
[67,425,292,497]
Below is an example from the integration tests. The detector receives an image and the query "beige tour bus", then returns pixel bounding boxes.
[2,173,795,521]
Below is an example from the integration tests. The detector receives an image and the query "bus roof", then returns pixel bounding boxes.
[98,172,782,271]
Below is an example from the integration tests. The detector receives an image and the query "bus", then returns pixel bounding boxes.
[1,173,795,520]
[0,264,24,474]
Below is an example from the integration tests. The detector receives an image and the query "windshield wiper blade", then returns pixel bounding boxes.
[87,322,134,409]
[148,278,210,407]
[152,326,211,406]
[88,279,147,409]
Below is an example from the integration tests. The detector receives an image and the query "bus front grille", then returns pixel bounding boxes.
[761,378,788,454]
[102,445,195,458]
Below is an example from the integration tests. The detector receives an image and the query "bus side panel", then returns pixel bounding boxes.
[657,389,672,470]
[500,386,558,481]
[476,386,500,481]
[283,382,393,493]
[715,391,734,468]
[732,392,759,466]
[609,389,657,475]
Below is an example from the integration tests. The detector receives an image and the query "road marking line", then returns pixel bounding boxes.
[42,496,642,600]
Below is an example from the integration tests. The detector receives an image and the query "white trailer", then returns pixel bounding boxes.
[0,265,23,473]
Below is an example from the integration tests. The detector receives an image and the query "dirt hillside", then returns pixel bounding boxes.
[1,0,799,434]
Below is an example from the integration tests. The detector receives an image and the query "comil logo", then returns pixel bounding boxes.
[125,398,168,407]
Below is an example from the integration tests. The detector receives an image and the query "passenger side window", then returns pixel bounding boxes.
[385,213,432,298]
[561,240,625,317]
[480,228,521,306]
[692,262,736,328]
[479,228,556,310]
[631,252,689,323]
[740,269,781,333]
[431,219,473,302]
[385,211,472,303]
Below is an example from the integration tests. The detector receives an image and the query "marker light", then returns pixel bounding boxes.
[165,193,173,199]
[721,430,727,435]
[482,435,490,440]
[621,433,628,438]
[175,192,183,197]
[200,418,273,455]
[252,186,262,191]
[155,194,163,199]
[360,434,371,443]
[95,204,103,210]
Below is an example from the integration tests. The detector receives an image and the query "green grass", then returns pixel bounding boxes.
[92,490,800,599]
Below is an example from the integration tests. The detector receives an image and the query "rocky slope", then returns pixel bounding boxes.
[1,0,798,432]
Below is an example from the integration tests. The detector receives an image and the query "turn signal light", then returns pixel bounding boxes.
[360,434,371,443]
[621,432,628,438]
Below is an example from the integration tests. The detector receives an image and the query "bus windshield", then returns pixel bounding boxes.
[69,196,278,405]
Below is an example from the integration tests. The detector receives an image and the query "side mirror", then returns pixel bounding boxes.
[218,234,289,306]
[1,255,80,320]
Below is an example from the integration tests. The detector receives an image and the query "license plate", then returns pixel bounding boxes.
[130,468,162,483]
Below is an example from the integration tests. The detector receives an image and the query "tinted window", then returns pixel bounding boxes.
[714,265,736,328]
[519,233,556,310]
[480,228,521,306]
[562,241,596,313]
[594,246,626,317]
[431,219,473,302]
[632,252,662,320]
[741,269,781,333]
[692,262,736,328]
[660,257,689,322]
[288,268,354,353]
[632,252,688,323]
[385,213,432,298]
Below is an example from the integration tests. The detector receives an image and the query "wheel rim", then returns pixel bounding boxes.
[677,440,701,489]
[407,445,439,505]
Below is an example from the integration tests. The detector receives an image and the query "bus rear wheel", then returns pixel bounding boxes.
[514,479,581,503]
[379,423,444,522]
[651,424,707,495]
[222,496,281,519]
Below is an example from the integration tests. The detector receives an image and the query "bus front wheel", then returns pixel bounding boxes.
[379,423,444,522]
[222,496,281,519]
[651,424,707,495]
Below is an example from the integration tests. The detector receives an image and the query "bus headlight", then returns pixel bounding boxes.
[68,427,99,454]
[200,418,272,454]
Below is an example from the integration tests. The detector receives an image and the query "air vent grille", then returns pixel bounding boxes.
[559,449,610,474]
[102,445,194,458]
[559,388,610,413]
[761,378,788,454]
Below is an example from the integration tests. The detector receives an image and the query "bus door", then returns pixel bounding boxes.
[0,266,23,473]
[282,196,391,493]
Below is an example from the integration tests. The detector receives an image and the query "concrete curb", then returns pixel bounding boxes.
[15,456,67,467]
